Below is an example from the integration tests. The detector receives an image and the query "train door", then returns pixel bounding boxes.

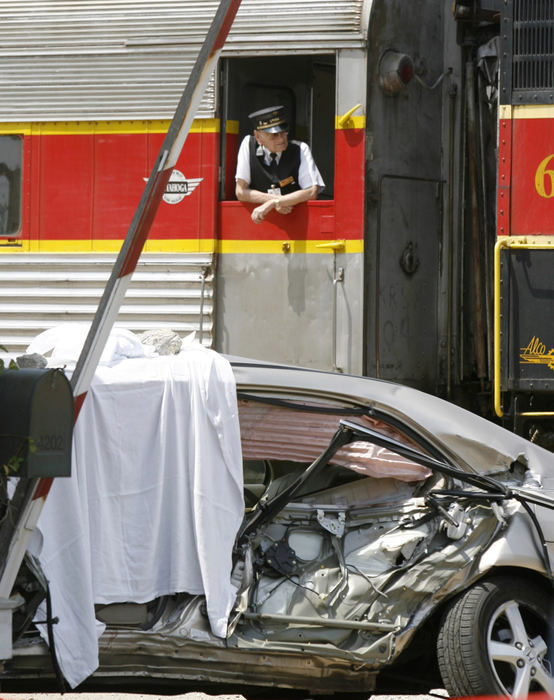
[375,176,442,386]
[215,53,365,374]
[364,0,452,393]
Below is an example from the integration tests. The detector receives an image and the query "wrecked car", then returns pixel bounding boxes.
[4,347,554,698]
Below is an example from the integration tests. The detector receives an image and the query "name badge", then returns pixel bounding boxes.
[267,187,282,196]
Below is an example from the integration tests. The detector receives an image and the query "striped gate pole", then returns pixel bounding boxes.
[0,0,243,599]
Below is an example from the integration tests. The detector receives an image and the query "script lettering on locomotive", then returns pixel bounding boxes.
[520,336,554,371]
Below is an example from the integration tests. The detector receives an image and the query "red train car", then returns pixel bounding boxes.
[0,0,552,446]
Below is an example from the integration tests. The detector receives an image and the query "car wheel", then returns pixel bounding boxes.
[437,576,554,697]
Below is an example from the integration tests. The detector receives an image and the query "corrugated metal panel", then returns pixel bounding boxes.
[0,0,366,121]
[0,253,214,353]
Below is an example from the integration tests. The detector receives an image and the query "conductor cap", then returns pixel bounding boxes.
[249,105,289,133]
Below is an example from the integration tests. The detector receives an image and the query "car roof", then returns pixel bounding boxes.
[229,357,554,478]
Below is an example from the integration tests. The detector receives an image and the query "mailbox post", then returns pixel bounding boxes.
[0,367,73,660]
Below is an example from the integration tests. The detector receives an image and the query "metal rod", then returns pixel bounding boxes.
[199,268,207,345]
[447,79,457,397]
[477,71,493,378]
[70,0,243,402]
[466,62,487,391]
[332,254,338,371]
[332,256,345,373]
[243,612,397,632]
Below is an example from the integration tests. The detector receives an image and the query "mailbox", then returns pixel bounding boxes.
[0,368,73,478]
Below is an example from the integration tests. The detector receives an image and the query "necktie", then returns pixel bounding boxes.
[269,152,278,174]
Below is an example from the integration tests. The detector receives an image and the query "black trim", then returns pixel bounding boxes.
[500,0,513,105]
[237,391,367,415]
[43,584,67,692]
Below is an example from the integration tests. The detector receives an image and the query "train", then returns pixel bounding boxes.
[0,0,552,448]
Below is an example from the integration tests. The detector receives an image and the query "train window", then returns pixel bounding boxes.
[220,55,335,200]
[0,135,22,237]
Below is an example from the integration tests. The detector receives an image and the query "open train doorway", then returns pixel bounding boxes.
[220,55,336,200]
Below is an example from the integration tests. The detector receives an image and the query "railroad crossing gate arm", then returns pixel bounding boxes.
[0,0,243,638]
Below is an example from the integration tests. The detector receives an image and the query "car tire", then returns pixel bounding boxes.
[437,576,554,697]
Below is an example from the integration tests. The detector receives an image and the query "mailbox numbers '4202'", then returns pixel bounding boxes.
[36,434,64,451]
[535,154,554,198]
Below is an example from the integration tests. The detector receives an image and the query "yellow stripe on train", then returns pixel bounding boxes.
[0,116,365,135]
[499,104,554,120]
[0,119,222,136]
[0,239,364,255]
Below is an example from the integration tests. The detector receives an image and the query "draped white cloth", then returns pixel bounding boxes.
[29,330,244,688]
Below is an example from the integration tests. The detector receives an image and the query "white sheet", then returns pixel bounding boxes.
[31,335,244,688]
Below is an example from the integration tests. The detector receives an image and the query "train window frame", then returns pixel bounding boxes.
[0,134,23,238]
[219,55,336,201]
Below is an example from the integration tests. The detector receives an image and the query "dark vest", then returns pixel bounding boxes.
[248,136,301,195]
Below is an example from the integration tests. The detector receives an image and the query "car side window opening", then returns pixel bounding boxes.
[0,135,23,237]
[237,396,431,509]
[220,55,335,200]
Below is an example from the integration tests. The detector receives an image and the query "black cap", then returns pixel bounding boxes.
[248,105,289,133]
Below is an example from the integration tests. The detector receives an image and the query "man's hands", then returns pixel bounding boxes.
[251,197,293,223]
[236,178,317,224]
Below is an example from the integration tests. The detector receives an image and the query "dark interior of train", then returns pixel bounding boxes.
[220,55,336,199]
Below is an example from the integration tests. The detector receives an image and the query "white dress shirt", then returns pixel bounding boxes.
[235,136,325,192]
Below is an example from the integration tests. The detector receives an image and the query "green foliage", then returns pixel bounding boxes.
[3,453,23,477]
[0,344,18,372]
[2,438,35,477]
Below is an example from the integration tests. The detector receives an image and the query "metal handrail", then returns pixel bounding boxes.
[316,240,345,372]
